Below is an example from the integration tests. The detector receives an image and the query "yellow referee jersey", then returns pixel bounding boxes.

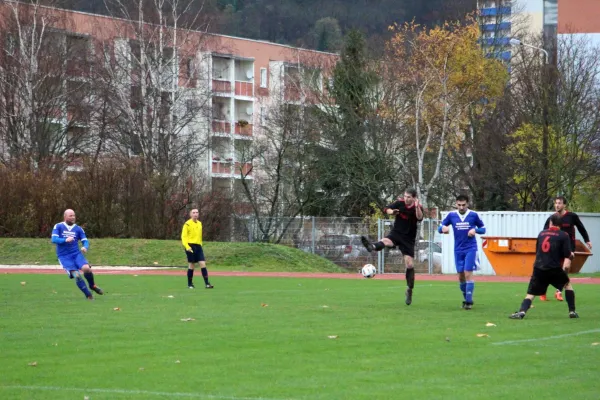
[181,219,202,250]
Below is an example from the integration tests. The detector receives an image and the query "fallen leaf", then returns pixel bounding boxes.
[133,274,139,277]
[476,333,489,338]
[180,318,195,322]
[592,342,600,346]
[84,396,90,400]
[261,303,268,307]
[113,307,121,311]
[153,262,158,265]
[445,337,451,342]
[139,367,144,371]
[175,360,181,364]
[167,295,174,298]
[530,305,535,308]
[322,305,329,308]
[52,290,57,294]
[324,288,329,291]
[485,322,497,327]
[28,361,37,367]
[20,281,26,286]
[52,343,58,346]
[34,262,40,264]
[327,335,339,339]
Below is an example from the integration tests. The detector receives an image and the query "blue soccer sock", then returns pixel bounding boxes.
[459,282,467,300]
[75,276,92,298]
[465,281,475,304]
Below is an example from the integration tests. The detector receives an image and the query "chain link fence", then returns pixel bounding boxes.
[236,217,442,274]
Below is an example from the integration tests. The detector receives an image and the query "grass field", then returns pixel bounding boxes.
[0,238,343,272]
[1,274,599,400]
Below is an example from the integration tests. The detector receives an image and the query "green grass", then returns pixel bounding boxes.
[0,238,343,272]
[1,275,599,400]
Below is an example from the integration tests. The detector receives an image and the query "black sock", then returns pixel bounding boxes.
[520,298,532,313]
[565,289,576,312]
[406,268,415,289]
[84,272,95,288]
[187,269,194,285]
[374,241,385,251]
[201,267,209,285]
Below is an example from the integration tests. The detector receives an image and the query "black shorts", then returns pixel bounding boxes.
[386,231,415,258]
[185,244,205,263]
[527,268,570,296]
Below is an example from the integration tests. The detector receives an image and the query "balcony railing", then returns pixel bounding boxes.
[234,81,253,97]
[234,162,252,176]
[211,161,232,174]
[234,123,253,136]
[212,121,231,134]
[212,80,231,93]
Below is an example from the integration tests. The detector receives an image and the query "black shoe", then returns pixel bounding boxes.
[464,302,473,310]
[205,284,214,289]
[509,311,525,319]
[462,301,466,309]
[569,311,579,319]
[188,284,195,289]
[405,288,413,305]
[91,285,104,295]
[361,236,374,253]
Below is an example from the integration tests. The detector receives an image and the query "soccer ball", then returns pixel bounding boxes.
[361,264,377,278]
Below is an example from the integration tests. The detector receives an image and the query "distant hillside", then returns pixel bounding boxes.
[61,0,476,53]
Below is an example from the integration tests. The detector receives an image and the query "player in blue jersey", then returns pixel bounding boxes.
[438,195,486,310]
[51,209,104,300]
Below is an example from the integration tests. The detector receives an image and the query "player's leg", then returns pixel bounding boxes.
[186,245,196,288]
[361,235,394,252]
[403,254,415,305]
[78,255,103,295]
[196,245,213,289]
[463,251,478,309]
[454,252,467,306]
[553,270,577,318]
[510,270,546,319]
[60,256,93,299]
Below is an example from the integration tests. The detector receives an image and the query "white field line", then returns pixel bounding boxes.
[0,385,293,400]
[492,328,600,345]
[0,265,178,270]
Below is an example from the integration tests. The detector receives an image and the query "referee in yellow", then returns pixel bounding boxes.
[181,208,213,289]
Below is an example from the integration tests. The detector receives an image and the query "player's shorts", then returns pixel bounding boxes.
[386,231,415,258]
[527,268,570,296]
[185,243,205,263]
[454,250,479,273]
[58,253,89,277]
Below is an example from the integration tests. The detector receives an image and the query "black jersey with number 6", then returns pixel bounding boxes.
[533,227,572,271]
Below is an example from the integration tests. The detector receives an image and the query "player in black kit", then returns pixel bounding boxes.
[510,214,579,319]
[361,188,424,305]
[539,196,592,301]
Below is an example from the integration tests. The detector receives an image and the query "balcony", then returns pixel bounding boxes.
[480,7,511,17]
[234,162,253,176]
[284,85,302,103]
[481,22,511,32]
[211,160,232,175]
[234,122,253,137]
[212,120,231,135]
[235,81,253,97]
[212,80,232,94]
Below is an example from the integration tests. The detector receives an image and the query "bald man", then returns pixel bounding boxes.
[51,209,104,299]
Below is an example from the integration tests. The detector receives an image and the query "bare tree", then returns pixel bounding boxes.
[95,0,213,178]
[0,0,95,169]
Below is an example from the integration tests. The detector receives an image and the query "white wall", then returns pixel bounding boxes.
[440,211,599,274]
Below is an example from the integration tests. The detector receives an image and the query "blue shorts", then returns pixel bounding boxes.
[454,250,479,273]
[58,253,89,277]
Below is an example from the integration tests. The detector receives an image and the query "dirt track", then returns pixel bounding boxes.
[2,266,600,284]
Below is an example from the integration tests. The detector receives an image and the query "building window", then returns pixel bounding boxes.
[260,68,267,88]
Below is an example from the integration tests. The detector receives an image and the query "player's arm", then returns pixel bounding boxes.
[51,225,66,244]
[573,215,592,249]
[383,201,402,215]
[438,215,452,234]
[181,223,192,251]
[414,199,424,221]
[561,235,572,271]
[79,227,90,253]
[474,215,486,235]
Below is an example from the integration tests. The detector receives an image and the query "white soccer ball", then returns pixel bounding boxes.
[361,264,377,278]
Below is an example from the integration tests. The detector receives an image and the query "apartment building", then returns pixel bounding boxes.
[0,3,337,194]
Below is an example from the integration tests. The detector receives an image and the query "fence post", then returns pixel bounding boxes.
[377,218,383,274]
[427,219,433,274]
[311,216,316,254]
[248,217,254,243]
